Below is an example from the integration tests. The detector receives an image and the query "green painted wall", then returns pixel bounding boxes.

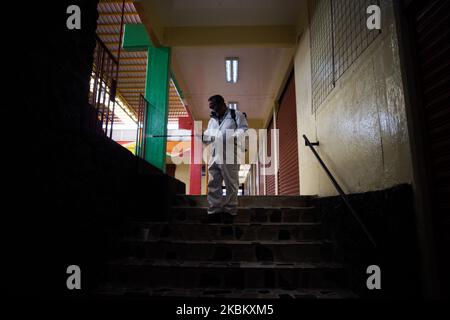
[123,24,171,172]
[145,46,171,171]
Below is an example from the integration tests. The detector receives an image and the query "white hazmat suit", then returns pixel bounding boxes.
[203,108,248,215]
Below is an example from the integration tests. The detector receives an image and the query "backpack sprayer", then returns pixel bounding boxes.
[147,109,246,139]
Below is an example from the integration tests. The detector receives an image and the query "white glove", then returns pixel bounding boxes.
[202,132,215,143]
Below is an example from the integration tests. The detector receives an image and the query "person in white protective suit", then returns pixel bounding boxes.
[202,95,248,223]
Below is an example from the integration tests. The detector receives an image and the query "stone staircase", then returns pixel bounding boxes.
[97,195,356,299]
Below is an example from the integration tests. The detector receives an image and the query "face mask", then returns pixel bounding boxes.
[210,111,219,119]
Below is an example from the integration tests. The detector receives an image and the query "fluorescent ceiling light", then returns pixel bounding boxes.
[225,57,239,83]
[228,102,238,110]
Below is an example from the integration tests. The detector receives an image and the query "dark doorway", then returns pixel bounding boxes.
[399,0,450,297]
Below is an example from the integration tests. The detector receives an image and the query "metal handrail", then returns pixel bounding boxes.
[303,134,377,248]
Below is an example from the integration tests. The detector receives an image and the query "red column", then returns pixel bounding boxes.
[179,116,202,195]
[189,127,202,195]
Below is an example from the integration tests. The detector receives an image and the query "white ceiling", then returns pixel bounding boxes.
[173,47,294,120]
[141,0,306,122]
[149,0,305,26]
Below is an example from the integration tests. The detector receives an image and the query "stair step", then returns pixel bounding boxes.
[128,222,323,241]
[118,239,333,263]
[167,207,319,224]
[175,195,315,208]
[104,258,347,289]
[96,285,357,299]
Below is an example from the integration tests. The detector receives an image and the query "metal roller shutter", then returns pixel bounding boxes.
[414,0,450,226]
[410,0,450,294]
[277,72,300,195]
[265,119,276,195]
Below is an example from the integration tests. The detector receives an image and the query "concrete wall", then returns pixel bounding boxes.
[12,0,189,296]
[175,164,190,194]
[201,174,207,195]
[294,1,413,196]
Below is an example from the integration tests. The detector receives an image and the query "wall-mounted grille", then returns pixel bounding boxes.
[309,0,334,113]
[309,0,381,112]
[333,0,381,81]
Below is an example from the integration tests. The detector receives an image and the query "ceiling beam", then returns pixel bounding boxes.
[118,87,145,91]
[119,77,145,84]
[119,63,146,66]
[99,0,134,4]
[119,57,147,61]
[96,33,121,37]
[163,26,297,47]
[119,72,146,75]
[96,23,122,27]
[99,12,138,17]
[120,54,147,58]
[133,1,163,47]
